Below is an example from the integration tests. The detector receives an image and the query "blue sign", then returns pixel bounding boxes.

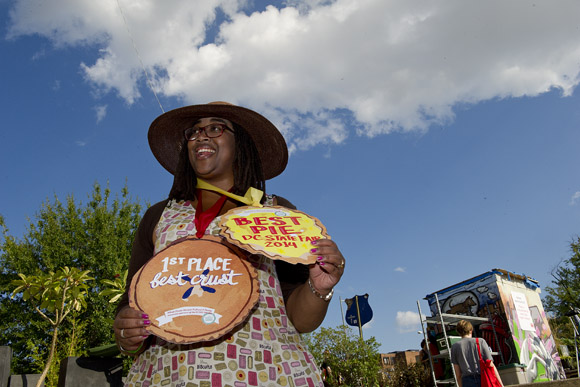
[345,294,373,327]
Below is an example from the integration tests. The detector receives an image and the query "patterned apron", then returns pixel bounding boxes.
[124,199,323,387]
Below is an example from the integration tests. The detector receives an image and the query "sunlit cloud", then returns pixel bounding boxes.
[396,311,420,333]
[570,191,580,206]
[7,0,580,151]
[94,104,107,123]
[362,318,374,331]
[395,267,406,273]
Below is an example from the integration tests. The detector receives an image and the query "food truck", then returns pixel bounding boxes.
[421,268,565,384]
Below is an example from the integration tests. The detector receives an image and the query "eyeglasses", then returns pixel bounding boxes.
[184,123,233,141]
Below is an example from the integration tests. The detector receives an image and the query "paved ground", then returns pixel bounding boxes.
[510,378,580,387]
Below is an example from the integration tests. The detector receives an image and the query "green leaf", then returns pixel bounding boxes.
[3,182,143,379]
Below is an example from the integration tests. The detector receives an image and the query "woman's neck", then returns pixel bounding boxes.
[199,174,234,192]
[196,187,238,213]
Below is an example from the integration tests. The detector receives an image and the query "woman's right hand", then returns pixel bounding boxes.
[114,306,151,353]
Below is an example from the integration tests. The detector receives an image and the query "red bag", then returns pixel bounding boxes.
[476,338,503,387]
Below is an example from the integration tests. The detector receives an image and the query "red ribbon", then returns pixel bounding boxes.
[194,189,229,238]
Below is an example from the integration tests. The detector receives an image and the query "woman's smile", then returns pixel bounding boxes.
[194,144,216,159]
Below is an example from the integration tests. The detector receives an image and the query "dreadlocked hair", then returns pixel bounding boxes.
[168,122,266,202]
[168,142,197,201]
[231,122,265,197]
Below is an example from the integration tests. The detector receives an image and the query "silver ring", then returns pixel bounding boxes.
[120,329,126,339]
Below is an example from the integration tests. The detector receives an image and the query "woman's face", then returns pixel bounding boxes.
[187,117,236,186]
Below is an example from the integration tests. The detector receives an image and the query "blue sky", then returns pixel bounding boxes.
[1,0,579,353]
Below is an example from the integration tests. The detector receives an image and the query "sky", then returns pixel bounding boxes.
[1,0,580,354]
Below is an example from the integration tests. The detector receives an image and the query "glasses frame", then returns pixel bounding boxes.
[184,123,233,142]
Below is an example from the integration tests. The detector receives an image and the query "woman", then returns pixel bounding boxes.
[451,320,504,387]
[114,102,346,386]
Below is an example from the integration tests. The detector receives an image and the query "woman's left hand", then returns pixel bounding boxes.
[308,239,345,294]
[285,238,345,333]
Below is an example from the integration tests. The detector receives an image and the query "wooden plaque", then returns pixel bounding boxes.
[129,236,259,344]
[218,206,329,264]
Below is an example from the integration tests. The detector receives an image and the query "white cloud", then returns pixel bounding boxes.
[394,267,406,273]
[76,140,87,147]
[361,317,374,331]
[570,192,580,206]
[7,0,580,150]
[31,48,45,61]
[396,310,420,333]
[94,104,107,123]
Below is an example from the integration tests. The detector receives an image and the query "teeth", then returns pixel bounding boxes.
[197,148,215,154]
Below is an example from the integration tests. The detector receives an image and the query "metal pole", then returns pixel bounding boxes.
[355,295,363,340]
[417,299,437,385]
[435,293,458,385]
[569,316,580,378]
[339,297,347,338]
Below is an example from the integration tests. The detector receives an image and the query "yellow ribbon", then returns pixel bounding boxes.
[196,179,264,207]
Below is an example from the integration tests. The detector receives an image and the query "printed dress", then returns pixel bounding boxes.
[124,198,323,387]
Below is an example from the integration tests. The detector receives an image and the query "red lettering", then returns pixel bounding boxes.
[268,216,286,226]
[234,217,252,226]
[287,216,302,225]
[250,225,268,234]
[279,226,299,235]
[254,216,267,225]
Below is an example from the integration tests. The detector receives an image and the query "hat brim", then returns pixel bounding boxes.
[148,103,288,180]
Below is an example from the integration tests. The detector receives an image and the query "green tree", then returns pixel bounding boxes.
[303,325,382,386]
[548,317,578,370]
[11,267,93,387]
[386,360,431,387]
[100,269,128,305]
[0,183,143,384]
[544,236,580,316]
[544,237,580,371]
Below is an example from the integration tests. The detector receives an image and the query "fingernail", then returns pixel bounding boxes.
[143,334,150,338]
[311,240,317,245]
[142,314,149,319]
[319,262,325,266]
[310,248,318,253]
[317,256,323,261]
[143,320,151,325]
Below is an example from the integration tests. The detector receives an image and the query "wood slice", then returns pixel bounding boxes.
[218,206,329,264]
[129,236,259,344]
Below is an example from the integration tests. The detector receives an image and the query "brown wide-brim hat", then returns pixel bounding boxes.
[148,102,288,180]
